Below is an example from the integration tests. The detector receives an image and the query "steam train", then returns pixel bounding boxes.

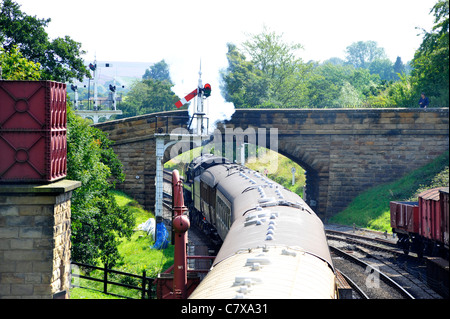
[182,154,337,299]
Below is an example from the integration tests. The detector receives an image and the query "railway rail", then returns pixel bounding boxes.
[327,230,444,299]
[330,245,414,299]
[163,169,446,299]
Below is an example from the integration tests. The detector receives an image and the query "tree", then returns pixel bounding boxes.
[306,62,382,107]
[306,63,347,107]
[221,28,311,108]
[220,43,269,108]
[323,57,346,66]
[67,107,135,267]
[0,45,42,80]
[345,41,387,69]
[118,78,181,118]
[143,59,172,84]
[0,0,90,82]
[306,72,341,107]
[411,0,449,106]
[369,58,395,81]
[393,56,406,79]
[337,81,363,107]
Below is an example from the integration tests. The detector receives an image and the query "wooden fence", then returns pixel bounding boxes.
[71,262,155,299]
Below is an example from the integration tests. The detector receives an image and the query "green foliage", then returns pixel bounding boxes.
[410,0,449,106]
[220,8,449,110]
[221,43,270,108]
[220,30,401,108]
[345,40,387,69]
[221,27,311,108]
[369,58,395,81]
[111,191,174,278]
[71,191,174,299]
[118,78,182,118]
[329,151,449,232]
[67,107,135,267]
[386,74,415,107]
[0,45,42,80]
[117,60,182,117]
[70,287,123,299]
[0,0,90,82]
[393,56,407,80]
[142,59,172,84]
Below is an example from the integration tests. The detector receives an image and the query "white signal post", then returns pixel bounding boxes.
[75,60,122,123]
[195,66,205,136]
[174,63,210,136]
[153,65,212,247]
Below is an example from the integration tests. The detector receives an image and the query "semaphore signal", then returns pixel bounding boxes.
[175,88,199,108]
[174,83,212,108]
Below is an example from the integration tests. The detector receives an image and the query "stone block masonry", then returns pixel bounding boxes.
[0,180,81,299]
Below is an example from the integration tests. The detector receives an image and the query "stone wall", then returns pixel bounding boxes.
[222,108,449,218]
[0,180,81,299]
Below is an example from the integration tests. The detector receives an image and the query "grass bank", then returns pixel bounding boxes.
[70,191,174,299]
[329,151,449,232]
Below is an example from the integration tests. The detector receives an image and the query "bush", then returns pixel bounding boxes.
[67,107,135,267]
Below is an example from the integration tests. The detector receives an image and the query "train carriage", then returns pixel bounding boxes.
[183,154,337,299]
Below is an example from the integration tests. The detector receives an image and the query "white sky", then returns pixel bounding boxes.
[14,0,437,122]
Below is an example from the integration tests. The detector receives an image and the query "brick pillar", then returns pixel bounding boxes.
[0,180,81,299]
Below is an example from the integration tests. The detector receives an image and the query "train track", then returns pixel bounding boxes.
[163,171,443,299]
[162,169,219,264]
[327,230,443,299]
[330,245,413,299]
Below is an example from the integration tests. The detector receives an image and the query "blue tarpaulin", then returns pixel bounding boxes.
[152,222,169,250]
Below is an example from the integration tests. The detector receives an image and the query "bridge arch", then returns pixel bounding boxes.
[276,150,323,216]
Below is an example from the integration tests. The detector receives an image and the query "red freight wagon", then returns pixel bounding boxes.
[419,188,445,245]
[390,201,421,255]
[390,201,419,235]
[0,80,67,182]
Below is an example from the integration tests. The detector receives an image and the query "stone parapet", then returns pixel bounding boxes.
[0,179,81,299]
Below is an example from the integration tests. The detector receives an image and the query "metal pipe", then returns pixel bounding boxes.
[172,169,190,299]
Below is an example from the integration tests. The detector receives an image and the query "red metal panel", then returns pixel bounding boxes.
[0,80,67,182]
[419,188,445,243]
[390,201,398,229]
[440,189,449,247]
[0,81,66,130]
[390,201,419,234]
[0,130,66,182]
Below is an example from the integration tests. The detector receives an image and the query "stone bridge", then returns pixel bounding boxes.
[94,108,449,220]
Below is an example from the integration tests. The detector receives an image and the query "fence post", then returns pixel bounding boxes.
[103,263,108,294]
[141,270,146,299]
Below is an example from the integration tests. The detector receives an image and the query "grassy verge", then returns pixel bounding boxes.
[70,191,174,299]
[329,151,449,232]
[245,149,306,197]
